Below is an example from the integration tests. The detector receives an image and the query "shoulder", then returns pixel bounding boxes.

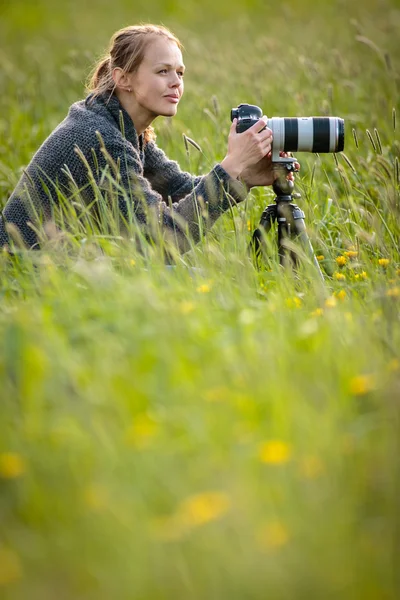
[35,99,133,162]
[58,99,120,145]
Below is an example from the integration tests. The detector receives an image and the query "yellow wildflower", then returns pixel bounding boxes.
[178,491,231,528]
[258,521,289,550]
[124,414,159,449]
[0,547,22,586]
[316,255,325,262]
[333,272,346,281]
[130,259,136,266]
[298,455,324,479]
[286,297,302,309]
[259,440,291,464]
[0,453,26,479]
[180,301,195,314]
[349,374,376,396]
[335,290,347,301]
[197,283,211,293]
[311,308,324,317]
[336,255,347,267]
[152,492,231,541]
[386,287,400,298]
[355,271,368,280]
[247,219,252,231]
[325,296,337,308]
[378,258,390,267]
[344,250,358,258]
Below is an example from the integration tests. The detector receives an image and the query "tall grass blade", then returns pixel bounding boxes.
[182,133,189,155]
[186,136,202,152]
[355,35,386,67]
[211,95,220,116]
[352,128,359,148]
[341,153,356,173]
[366,129,377,152]
[374,129,383,155]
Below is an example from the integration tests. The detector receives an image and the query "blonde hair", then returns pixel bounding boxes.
[87,24,182,143]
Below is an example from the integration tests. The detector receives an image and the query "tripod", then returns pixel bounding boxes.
[251,162,324,281]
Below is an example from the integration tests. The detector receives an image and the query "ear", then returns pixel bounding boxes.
[112,67,132,92]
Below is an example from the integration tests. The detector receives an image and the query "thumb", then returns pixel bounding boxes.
[230,118,238,134]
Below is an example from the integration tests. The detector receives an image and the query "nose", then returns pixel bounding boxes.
[169,72,181,87]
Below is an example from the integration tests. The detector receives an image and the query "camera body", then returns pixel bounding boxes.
[231,103,344,162]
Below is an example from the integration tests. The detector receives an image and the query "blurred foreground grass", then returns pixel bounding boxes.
[0,0,400,598]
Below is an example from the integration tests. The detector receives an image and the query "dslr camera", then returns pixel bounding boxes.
[231,103,344,163]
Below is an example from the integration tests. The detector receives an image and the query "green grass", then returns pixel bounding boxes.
[0,0,399,598]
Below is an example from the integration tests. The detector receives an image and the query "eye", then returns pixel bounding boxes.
[177,71,184,77]
[158,69,167,74]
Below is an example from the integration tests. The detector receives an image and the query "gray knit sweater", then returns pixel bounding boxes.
[0,93,247,251]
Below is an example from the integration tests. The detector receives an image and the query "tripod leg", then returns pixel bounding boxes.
[249,205,276,263]
[290,205,325,281]
[277,217,289,267]
[276,202,296,269]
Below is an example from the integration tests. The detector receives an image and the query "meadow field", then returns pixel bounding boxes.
[0,0,399,597]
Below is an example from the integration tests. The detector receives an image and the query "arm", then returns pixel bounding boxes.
[143,141,204,202]
[99,137,248,252]
[143,113,273,201]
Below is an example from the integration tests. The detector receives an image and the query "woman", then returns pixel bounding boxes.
[0,24,276,252]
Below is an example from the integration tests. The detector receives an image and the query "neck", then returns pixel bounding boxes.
[115,89,155,135]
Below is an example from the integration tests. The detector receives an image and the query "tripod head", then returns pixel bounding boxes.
[272,157,299,198]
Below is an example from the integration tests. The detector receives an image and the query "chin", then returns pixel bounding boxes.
[160,106,178,117]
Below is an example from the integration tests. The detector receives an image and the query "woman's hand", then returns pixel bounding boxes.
[240,152,301,188]
[220,117,273,180]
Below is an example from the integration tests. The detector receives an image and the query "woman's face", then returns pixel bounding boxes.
[129,37,185,119]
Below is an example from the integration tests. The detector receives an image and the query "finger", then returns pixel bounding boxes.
[258,127,273,142]
[261,145,272,158]
[230,118,238,133]
[248,117,268,134]
[261,136,273,150]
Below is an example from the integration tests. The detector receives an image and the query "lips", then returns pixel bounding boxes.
[164,94,180,103]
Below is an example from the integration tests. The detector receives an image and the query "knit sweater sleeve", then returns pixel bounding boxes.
[143,141,203,201]
[103,137,248,251]
[143,141,249,207]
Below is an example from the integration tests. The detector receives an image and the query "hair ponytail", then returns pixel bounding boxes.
[89,56,112,90]
[87,56,114,97]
